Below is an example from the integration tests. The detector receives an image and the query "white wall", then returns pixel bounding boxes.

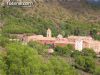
[75,39,83,51]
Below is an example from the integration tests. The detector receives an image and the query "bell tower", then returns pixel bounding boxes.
[47,28,51,37]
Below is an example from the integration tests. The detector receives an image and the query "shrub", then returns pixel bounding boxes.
[54,45,73,56]
[94,66,100,75]
[0,36,9,47]
[49,57,79,75]
[6,43,43,75]
[0,53,6,75]
[74,55,95,73]
[28,41,48,55]
[82,48,96,58]
[71,50,82,57]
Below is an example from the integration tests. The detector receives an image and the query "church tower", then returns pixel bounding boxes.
[47,28,52,37]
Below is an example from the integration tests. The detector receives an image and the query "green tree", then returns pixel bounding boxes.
[49,57,79,75]
[82,48,96,58]
[0,36,9,47]
[94,66,100,75]
[71,50,82,57]
[90,28,97,38]
[74,55,95,73]
[5,42,79,75]
[54,45,73,56]
[0,53,6,75]
[84,57,95,73]
[28,41,48,55]
[74,27,80,36]
[6,42,43,75]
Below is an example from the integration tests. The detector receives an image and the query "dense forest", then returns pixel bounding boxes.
[0,0,100,75]
[0,39,100,75]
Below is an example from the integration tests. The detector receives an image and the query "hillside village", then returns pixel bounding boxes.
[0,0,100,75]
[11,28,100,54]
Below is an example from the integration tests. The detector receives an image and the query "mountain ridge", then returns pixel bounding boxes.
[0,0,100,37]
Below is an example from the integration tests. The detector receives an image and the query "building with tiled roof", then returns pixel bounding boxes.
[22,28,100,54]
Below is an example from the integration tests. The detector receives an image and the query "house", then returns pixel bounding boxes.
[22,28,100,54]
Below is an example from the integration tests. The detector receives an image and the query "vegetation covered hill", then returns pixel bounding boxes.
[0,0,100,75]
[0,0,100,37]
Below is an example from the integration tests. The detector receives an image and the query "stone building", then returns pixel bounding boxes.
[23,28,100,54]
